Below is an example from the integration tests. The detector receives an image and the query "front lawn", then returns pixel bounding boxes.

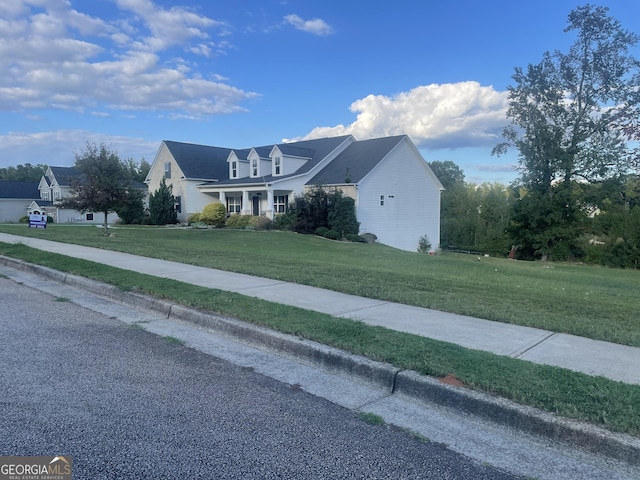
[1,224,638,347]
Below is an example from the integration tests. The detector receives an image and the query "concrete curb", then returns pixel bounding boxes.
[2,255,639,467]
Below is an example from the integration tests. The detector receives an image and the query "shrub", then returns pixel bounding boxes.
[187,213,201,225]
[328,195,359,237]
[274,212,295,230]
[324,229,340,240]
[19,216,28,224]
[315,226,330,237]
[289,186,359,236]
[226,214,251,229]
[345,233,365,243]
[249,216,273,230]
[200,202,227,227]
[148,177,178,225]
[417,234,432,253]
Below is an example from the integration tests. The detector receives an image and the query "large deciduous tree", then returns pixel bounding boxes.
[60,143,144,234]
[494,4,640,259]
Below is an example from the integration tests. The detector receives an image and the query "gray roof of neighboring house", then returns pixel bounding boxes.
[163,141,234,180]
[0,181,40,199]
[48,166,82,186]
[307,135,407,185]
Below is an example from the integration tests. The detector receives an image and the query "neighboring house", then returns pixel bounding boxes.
[37,166,120,224]
[0,181,48,223]
[146,134,444,252]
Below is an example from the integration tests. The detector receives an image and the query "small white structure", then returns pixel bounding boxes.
[146,135,444,252]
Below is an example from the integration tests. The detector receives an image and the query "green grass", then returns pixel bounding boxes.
[0,238,639,437]
[358,412,386,425]
[1,224,639,346]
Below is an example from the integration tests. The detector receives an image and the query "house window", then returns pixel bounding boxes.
[251,158,258,177]
[227,196,242,213]
[274,194,288,213]
[274,157,281,176]
[42,192,50,201]
[86,213,94,221]
[175,196,181,214]
[164,162,171,179]
[380,195,385,206]
[231,161,237,178]
[54,191,61,200]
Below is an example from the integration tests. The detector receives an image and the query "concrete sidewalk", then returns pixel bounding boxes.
[1,232,639,385]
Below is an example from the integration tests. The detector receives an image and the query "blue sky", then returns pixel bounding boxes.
[1,0,639,184]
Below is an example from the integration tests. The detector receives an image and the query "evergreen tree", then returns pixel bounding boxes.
[148,177,178,225]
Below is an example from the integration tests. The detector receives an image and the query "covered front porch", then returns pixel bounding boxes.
[203,187,291,219]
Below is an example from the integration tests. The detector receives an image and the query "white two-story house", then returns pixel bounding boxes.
[146,134,444,252]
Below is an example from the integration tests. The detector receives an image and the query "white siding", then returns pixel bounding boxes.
[281,156,308,175]
[146,142,215,222]
[0,200,30,222]
[357,140,441,252]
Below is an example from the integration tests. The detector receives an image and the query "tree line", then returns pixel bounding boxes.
[430,160,640,268]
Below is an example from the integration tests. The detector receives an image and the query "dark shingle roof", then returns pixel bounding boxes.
[188,135,353,186]
[307,135,406,185]
[163,141,233,180]
[0,181,40,199]
[48,166,82,186]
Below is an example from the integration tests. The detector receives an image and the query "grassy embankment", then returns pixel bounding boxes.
[0,224,638,436]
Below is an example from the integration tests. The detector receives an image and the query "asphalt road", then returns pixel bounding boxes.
[0,278,521,480]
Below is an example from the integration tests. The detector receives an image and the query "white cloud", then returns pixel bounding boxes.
[293,82,508,150]
[0,0,256,117]
[284,14,333,36]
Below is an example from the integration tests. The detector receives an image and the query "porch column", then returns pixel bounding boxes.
[219,191,226,210]
[266,190,274,219]
[242,190,251,215]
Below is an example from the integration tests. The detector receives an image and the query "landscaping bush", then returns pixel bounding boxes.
[225,214,251,229]
[187,213,201,225]
[273,212,295,230]
[324,230,340,240]
[289,186,358,236]
[315,226,330,237]
[200,202,226,227]
[345,233,365,243]
[249,216,273,230]
[328,195,359,237]
[417,234,432,253]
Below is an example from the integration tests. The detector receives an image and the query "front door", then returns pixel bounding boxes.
[252,196,260,216]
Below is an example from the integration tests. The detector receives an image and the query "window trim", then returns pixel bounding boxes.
[274,156,281,176]
[227,196,242,213]
[274,194,288,213]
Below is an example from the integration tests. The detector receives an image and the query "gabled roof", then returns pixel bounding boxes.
[0,181,40,199]
[48,166,82,186]
[273,144,313,159]
[212,135,353,186]
[163,141,233,180]
[307,135,407,185]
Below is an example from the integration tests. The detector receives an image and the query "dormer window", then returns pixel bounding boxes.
[251,158,258,177]
[274,156,281,176]
[231,161,237,178]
